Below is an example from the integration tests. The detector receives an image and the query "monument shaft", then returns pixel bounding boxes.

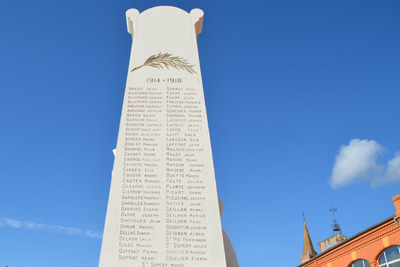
[99,7,227,267]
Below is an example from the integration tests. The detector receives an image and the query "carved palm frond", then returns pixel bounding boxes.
[131,52,197,74]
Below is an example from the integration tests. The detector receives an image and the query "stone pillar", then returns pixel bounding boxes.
[99,6,227,267]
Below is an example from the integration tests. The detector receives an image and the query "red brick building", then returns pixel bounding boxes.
[299,193,400,267]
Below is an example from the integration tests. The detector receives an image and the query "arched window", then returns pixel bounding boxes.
[350,259,371,267]
[378,246,400,267]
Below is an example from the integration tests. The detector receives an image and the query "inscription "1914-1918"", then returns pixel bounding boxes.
[147,78,182,83]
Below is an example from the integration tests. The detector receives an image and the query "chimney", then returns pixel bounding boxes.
[392,193,400,217]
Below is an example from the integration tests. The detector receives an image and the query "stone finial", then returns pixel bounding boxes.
[190,9,204,39]
[392,193,400,217]
[126,9,139,36]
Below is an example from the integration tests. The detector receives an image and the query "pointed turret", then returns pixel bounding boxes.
[300,221,317,263]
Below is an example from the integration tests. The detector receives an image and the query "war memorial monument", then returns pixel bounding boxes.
[99,6,238,267]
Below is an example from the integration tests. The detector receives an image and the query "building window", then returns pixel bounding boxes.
[350,259,371,267]
[378,246,400,267]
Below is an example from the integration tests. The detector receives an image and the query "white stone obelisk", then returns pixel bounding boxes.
[99,6,227,267]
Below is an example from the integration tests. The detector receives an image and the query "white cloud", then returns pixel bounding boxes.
[386,152,400,180]
[330,139,400,188]
[85,230,103,239]
[0,217,102,239]
[4,218,23,228]
[330,139,383,188]
[372,152,400,187]
[25,221,45,230]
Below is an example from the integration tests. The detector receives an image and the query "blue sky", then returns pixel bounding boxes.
[1,0,399,266]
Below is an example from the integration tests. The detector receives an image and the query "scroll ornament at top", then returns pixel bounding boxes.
[126,7,204,37]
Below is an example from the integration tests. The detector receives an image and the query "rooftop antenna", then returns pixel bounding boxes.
[302,212,305,222]
[329,202,342,235]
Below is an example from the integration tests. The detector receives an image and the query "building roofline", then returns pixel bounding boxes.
[296,215,394,267]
